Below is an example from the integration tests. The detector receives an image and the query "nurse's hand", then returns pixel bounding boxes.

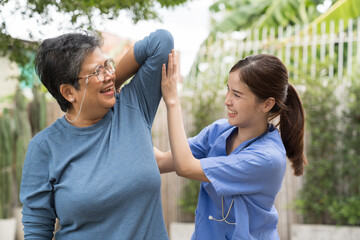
[161,49,179,107]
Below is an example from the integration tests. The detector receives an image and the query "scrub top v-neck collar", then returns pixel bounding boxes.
[213,124,271,157]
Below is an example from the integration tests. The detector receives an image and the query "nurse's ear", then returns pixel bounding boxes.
[262,97,275,113]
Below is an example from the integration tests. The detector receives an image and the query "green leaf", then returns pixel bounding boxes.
[307,0,360,35]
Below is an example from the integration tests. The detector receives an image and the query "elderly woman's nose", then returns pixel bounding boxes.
[103,72,113,81]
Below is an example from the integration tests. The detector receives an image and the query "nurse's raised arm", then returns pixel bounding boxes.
[160,50,209,182]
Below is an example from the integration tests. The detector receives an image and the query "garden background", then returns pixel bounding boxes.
[1,0,360,239]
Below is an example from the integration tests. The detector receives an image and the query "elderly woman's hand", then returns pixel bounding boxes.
[161,49,179,107]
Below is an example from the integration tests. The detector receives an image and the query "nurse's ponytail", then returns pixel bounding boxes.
[279,84,307,176]
[230,54,307,176]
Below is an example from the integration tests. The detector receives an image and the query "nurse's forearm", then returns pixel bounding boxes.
[166,102,209,182]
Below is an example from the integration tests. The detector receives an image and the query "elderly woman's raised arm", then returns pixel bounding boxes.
[114,44,139,89]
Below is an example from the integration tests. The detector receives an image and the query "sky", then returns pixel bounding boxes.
[1,0,215,76]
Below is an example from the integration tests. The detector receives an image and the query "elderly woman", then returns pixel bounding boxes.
[20,29,173,239]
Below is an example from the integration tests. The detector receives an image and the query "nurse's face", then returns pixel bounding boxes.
[225,70,265,128]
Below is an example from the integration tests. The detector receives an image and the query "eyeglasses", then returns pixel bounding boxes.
[78,58,116,82]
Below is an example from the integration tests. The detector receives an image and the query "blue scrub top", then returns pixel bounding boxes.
[188,119,286,240]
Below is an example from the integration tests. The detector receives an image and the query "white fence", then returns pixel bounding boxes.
[187,18,360,89]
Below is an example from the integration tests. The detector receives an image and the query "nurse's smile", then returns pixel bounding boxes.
[227,109,238,118]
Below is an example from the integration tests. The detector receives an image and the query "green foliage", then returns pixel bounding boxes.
[191,0,360,92]
[295,62,360,226]
[188,86,224,137]
[22,0,187,24]
[0,0,188,83]
[13,89,33,207]
[294,60,340,224]
[0,86,46,218]
[30,84,47,136]
[0,33,39,79]
[178,179,200,215]
[0,109,15,219]
[209,0,320,33]
[309,0,360,35]
[328,195,360,225]
[329,75,360,226]
[17,53,38,87]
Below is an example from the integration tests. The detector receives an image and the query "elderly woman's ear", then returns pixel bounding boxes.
[60,84,76,103]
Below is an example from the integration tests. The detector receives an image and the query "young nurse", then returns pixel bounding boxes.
[156,52,307,239]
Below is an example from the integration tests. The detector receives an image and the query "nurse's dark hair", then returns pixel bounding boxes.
[35,31,102,112]
[230,54,307,176]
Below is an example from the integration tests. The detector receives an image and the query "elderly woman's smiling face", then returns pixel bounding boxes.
[73,47,117,120]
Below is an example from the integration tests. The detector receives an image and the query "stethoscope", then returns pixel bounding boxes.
[208,123,271,225]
